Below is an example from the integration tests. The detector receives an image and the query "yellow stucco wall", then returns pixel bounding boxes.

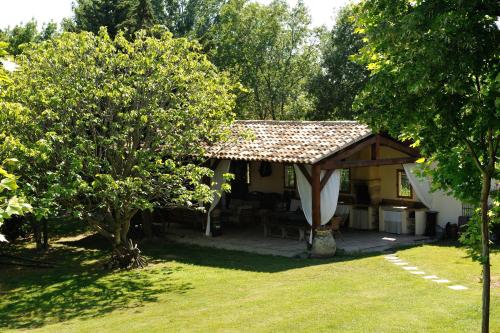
[248,161,286,193]
[346,145,418,202]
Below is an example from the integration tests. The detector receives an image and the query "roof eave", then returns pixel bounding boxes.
[309,131,374,165]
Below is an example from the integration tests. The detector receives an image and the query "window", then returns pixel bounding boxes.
[284,165,296,188]
[340,169,351,193]
[397,169,412,198]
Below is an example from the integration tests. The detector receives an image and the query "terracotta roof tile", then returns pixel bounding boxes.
[207,120,372,164]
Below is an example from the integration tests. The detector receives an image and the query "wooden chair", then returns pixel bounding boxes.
[330,216,343,240]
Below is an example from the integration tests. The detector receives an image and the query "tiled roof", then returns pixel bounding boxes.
[207,120,372,164]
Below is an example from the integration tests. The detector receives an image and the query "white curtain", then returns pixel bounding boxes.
[403,163,433,209]
[205,160,231,236]
[293,164,341,226]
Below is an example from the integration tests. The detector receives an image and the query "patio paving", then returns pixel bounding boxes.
[164,224,434,258]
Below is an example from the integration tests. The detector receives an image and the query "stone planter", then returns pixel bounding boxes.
[311,227,336,258]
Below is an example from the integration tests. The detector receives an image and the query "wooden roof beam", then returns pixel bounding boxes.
[297,164,312,185]
[321,157,417,170]
[321,135,377,163]
[320,169,334,191]
[377,136,420,157]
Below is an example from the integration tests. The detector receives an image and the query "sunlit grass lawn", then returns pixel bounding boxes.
[0,235,499,333]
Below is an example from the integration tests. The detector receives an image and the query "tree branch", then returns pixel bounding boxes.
[464,138,485,174]
[87,218,114,239]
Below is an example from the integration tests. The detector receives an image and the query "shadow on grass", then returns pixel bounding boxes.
[48,217,91,239]
[58,233,387,274]
[142,240,386,274]
[58,233,442,275]
[0,241,192,330]
[422,239,500,254]
[59,232,111,250]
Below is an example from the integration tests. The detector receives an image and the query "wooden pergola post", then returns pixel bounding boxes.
[311,164,321,231]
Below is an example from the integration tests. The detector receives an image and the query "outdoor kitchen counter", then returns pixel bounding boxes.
[379,205,428,235]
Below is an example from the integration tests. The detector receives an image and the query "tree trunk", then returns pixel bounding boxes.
[480,172,491,333]
[113,221,122,248]
[42,219,48,250]
[121,218,131,245]
[32,218,42,250]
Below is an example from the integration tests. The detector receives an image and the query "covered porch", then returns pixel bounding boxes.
[201,121,435,253]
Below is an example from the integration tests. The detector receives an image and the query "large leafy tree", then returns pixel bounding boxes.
[353,1,499,331]
[0,30,236,251]
[308,5,368,120]
[209,0,318,119]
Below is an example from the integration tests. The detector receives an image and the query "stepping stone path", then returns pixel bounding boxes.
[384,254,468,291]
[402,266,418,270]
[448,285,468,290]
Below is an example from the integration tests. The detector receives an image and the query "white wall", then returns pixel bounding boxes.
[431,191,463,227]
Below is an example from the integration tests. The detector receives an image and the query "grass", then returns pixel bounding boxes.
[0,235,499,333]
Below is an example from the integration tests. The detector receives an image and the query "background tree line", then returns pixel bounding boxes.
[0,0,363,121]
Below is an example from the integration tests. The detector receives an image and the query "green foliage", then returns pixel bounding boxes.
[0,29,236,246]
[0,44,32,231]
[353,0,499,204]
[129,0,156,33]
[152,0,229,40]
[5,20,38,55]
[0,162,32,225]
[72,0,133,37]
[69,0,319,120]
[2,20,59,55]
[60,17,78,33]
[71,0,227,40]
[354,3,498,327]
[209,0,318,119]
[0,41,10,87]
[73,0,130,37]
[460,211,487,263]
[460,191,500,263]
[308,6,368,120]
[73,0,158,38]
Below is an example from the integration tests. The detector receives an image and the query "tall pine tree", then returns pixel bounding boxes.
[72,0,156,38]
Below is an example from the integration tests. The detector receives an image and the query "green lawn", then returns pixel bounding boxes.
[1,235,499,333]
